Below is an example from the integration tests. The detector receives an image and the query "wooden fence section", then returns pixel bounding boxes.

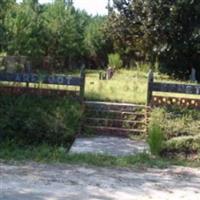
[0,86,79,98]
[0,73,82,86]
[151,96,200,109]
[0,67,85,101]
[147,70,200,109]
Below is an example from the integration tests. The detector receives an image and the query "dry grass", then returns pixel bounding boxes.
[85,69,200,104]
[85,70,147,104]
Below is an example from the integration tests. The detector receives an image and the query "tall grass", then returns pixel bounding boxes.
[148,124,165,156]
[85,69,200,104]
[149,108,200,158]
[85,69,147,104]
[1,141,196,168]
[108,53,123,69]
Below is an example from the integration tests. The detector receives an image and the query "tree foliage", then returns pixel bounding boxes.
[0,0,15,51]
[84,16,112,68]
[0,0,110,70]
[105,0,200,78]
[4,1,45,56]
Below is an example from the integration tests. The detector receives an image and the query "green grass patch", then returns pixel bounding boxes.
[0,142,199,168]
[150,107,200,139]
[85,69,147,104]
[85,69,200,104]
[148,124,165,156]
[163,135,200,154]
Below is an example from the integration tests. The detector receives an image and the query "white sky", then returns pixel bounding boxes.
[17,0,109,16]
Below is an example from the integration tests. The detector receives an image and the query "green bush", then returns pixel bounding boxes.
[108,53,123,69]
[0,95,82,146]
[149,108,200,158]
[148,123,165,156]
[150,108,200,139]
[164,135,200,154]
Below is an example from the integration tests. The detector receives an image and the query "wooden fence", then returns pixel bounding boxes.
[147,70,200,109]
[0,67,85,101]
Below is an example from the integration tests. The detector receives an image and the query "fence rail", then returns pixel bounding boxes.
[0,73,82,86]
[0,67,85,101]
[147,70,200,109]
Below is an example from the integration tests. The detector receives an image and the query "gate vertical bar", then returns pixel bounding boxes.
[80,65,85,103]
[146,70,154,134]
[147,70,154,106]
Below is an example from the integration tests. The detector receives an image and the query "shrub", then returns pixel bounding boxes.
[149,107,200,158]
[148,123,165,156]
[0,95,82,146]
[108,53,123,69]
[150,108,200,139]
[163,135,200,154]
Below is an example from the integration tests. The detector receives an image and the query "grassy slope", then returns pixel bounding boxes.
[85,69,200,104]
[85,70,147,104]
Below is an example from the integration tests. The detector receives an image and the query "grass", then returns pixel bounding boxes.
[85,69,200,104]
[149,107,200,158]
[0,142,200,168]
[148,123,165,156]
[150,107,200,139]
[85,70,147,104]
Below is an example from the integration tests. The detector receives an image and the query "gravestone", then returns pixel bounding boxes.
[4,56,17,73]
[190,67,197,82]
[106,66,114,80]
[20,56,27,72]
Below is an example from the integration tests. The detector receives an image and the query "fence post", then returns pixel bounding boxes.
[25,60,32,88]
[147,70,154,106]
[80,65,85,102]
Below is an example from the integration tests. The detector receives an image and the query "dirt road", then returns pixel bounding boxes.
[0,162,200,200]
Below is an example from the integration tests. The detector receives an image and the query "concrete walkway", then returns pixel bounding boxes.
[69,136,149,156]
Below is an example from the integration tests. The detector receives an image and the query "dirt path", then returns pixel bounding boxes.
[0,162,200,200]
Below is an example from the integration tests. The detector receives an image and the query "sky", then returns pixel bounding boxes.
[17,0,109,16]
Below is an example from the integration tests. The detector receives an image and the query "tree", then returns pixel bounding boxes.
[0,0,114,71]
[43,1,77,56]
[84,16,112,68]
[4,1,46,56]
[0,0,16,52]
[104,0,152,67]
[147,0,200,78]
[105,0,200,77]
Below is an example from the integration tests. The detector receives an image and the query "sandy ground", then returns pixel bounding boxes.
[0,162,200,200]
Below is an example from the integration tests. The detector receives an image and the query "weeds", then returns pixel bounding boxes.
[85,69,199,104]
[108,53,123,70]
[1,141,199,168]
[148,124,165,156]
[149,108,200,158]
